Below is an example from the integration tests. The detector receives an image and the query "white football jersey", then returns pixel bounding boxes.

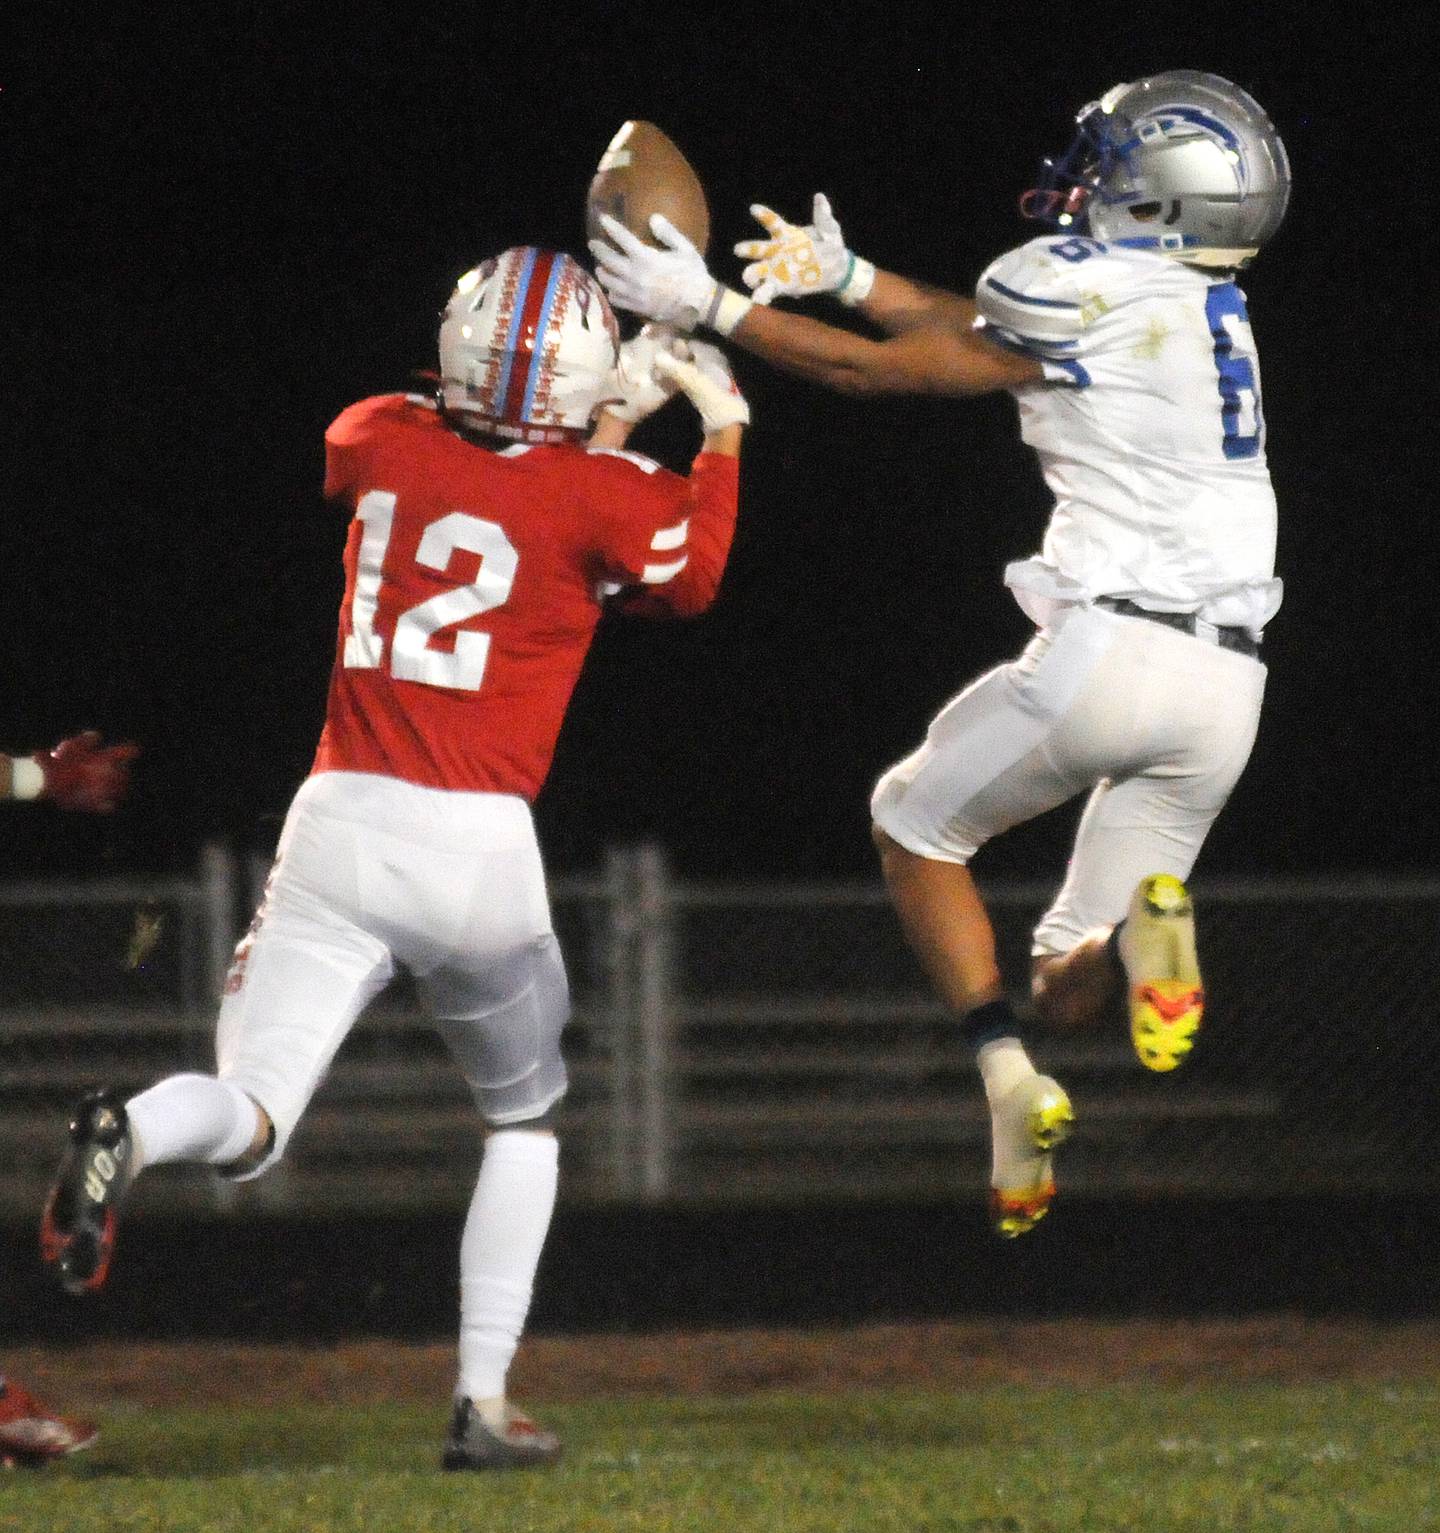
[974,235,1281,636]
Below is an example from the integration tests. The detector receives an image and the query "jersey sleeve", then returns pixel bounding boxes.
[323,394,408,502]
[974,239,1108,388]
[584,447,741,619]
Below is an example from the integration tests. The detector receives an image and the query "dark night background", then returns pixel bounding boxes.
[5,4,1433,886]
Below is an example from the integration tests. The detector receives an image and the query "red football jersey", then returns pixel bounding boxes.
[312,394,740,799]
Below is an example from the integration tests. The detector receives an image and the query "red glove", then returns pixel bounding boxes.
[33,731,141,814]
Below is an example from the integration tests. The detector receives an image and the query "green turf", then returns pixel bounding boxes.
[5,1384,1438,1532]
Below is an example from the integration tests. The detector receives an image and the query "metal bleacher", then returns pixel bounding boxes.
[3,848,1436,1219]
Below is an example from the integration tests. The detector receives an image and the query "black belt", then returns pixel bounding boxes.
[1095,597,1261,659]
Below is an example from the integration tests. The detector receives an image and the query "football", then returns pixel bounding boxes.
[585,121,711,255]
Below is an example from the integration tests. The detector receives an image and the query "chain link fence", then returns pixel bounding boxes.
[2,846,1436,1219]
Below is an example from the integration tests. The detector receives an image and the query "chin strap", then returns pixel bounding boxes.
[1110,234,1258,266]
[1110,232,1201,253]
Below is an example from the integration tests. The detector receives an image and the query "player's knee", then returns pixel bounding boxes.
[487,1103,560,1136]
[249,1100,275,1153]
[215,1094,277,1178]
[1031,940,1117,1032]
[1030,954,1070,1025]
[871,823,914,884]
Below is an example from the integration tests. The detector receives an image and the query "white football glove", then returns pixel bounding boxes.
[652,342,750,433]
[590,214,753,336]
[605,323,688,423]
[733,194,875,306]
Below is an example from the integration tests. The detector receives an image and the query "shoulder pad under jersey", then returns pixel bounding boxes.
[976,236,1143,350]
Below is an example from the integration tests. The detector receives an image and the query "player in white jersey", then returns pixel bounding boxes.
[591,71,1290,1235]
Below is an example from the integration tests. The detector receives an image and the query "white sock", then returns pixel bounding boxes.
[977,1037,1044,1189]
[457,1130,560,1417]
[126,1073,263,1171]
[975,1036,1037,1104]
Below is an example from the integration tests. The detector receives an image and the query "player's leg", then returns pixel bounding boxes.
[1029,623,1265,1069]
[403,795,568,1470]
[874,829,1076,1235]
[430,936,569,1471]
[1032,819,1205,1067]
[870,624,1115,1234]
[41,779,396,1294]
[443,1118,563,1471]
[1031,775,1223,1070]
[871,830,1005,1013]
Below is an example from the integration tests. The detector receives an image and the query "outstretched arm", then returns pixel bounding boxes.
[730,299,1038,398]
[591,213,1039,400]
[731,195,979,335]
[856,271,979,336]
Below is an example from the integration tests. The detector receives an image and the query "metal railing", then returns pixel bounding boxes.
[2,845,1436,1217]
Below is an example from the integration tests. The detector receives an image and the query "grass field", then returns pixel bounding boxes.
[5,1323,1439,1531]
[5,1384,1439,1532]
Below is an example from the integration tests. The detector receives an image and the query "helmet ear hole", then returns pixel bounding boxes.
[1032,71,1289,265]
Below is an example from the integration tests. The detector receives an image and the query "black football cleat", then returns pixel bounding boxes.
[40,1088,136,1296]
[441,1397,562,1471]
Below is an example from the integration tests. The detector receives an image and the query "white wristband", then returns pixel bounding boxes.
[11,756,45,800]
[836,254,877,307]
[705,286,754,337]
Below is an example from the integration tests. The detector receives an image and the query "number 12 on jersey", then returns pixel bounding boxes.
[343,489,520,691]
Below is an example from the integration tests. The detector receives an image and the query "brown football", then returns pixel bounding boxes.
[585,121,711,255]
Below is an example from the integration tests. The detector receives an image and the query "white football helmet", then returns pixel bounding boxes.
[1022,71,1291,268]
[439,247,621,442]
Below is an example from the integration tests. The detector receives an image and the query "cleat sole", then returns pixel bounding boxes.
[990,1182,1057,1239]
[40,1090,132,1297]
[1121,875,1203,1073]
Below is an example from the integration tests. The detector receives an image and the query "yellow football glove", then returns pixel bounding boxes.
[733,194,875,306]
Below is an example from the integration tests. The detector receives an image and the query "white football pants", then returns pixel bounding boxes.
[871,604,1266,956]
[216,771,569,1175]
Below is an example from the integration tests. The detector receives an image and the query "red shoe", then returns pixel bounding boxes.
[0,1379,98,1467]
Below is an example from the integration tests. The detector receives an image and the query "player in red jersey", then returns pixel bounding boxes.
[41,247,749,1471]
[3,734,135,1468]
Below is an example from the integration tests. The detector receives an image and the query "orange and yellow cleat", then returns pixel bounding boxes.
[1118,874,1204,1072]
[989,1074,1075,1237]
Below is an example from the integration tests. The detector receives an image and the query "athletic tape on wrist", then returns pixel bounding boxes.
[10,756,45,800]
[836,254,877,307]
[706,286,754,337]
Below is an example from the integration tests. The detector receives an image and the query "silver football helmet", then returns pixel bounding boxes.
[439,247,621,443]
[1022,71,1291,268]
